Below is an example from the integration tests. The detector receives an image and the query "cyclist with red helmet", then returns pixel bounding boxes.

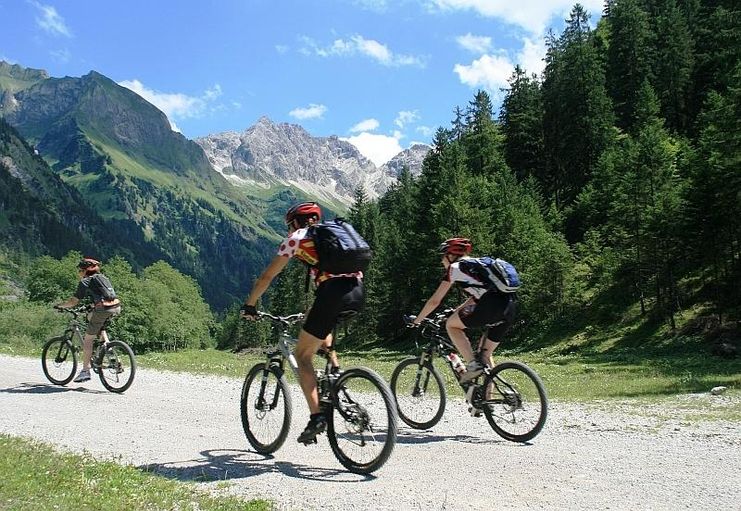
[410,238,517,383]
[241,201,364,444]
[55,258,122,383]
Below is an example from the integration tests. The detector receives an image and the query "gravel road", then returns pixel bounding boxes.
[1,354,739,510]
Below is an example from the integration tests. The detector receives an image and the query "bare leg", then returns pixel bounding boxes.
[321,335,339,368]
[445,312,474,363]
[478,335,500,400]
[295,329,325,415]
[477,336,500,366]
[82,334,96,371]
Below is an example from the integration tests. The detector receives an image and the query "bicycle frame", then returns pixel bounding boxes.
[56,308,112,367]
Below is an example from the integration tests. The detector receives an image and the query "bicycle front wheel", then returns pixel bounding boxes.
[41,336,77,385]
[98,340,136,393]
[240,363,292,454]
[390,356,446,429]
[327,367,398,474]
[482,361,548,443]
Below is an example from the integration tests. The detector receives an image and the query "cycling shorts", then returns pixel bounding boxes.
[85,305,121,336]
[303,277,365,340]
[459,292,517,342]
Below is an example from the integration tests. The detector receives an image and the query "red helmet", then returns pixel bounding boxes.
[438,238,472,256]
[285,202,322,225]
[77,257,100,272]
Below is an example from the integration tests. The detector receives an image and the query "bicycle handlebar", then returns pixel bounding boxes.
[54,305,92,318]
[255,311,305,326]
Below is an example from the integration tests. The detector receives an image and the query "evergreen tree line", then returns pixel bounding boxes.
[252,0,739,347]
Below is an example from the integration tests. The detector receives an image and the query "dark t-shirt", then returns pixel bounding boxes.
[74,274,111,303]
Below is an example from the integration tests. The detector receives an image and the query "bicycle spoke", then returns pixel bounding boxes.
[327,369,397,474]
[390,357,446,429]
[241,364,291,454]
[482,362,548,442]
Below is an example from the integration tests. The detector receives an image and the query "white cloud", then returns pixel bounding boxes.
[517,37,546,75]
[351,0,389,11]
[350,118,380,133]
[416,125,435,138]
[429,0,604,35]
[275,44,289,54]
[49,48,71,63]
[289,103,327,120]
[118,80,225,130]
[456,33,492,54]
[204,84,222,101]
[454,53,513,92]
[301,35,425,67]
[30,1,72,37]
[453,36,548,93]
[395,110,420,129]
[342,132,403,166]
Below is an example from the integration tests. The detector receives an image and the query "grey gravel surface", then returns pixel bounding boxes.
[0,354,739,510]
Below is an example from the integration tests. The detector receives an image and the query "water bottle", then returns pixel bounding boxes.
[447,353,466,375]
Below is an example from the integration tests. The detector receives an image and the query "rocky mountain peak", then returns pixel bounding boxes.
[196,118,430,206]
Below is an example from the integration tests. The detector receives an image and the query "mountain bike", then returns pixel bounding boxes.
[391,309,547,443]
[240,311,398,474]
[41,306,136,393]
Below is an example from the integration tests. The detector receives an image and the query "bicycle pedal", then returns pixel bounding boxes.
[300,437,318,446]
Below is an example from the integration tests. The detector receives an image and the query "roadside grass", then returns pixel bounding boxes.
[2,298,738,403]
[0,435,270,511]
[2,340,737,403]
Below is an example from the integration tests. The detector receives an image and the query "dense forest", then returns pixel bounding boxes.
[244,0,740,353]
[1,0,738,356]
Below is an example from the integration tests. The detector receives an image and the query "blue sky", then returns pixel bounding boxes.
[0,0,604,165]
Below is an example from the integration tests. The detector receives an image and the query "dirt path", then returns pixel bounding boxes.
[0,355,738,510]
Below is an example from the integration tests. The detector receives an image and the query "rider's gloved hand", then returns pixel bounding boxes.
[240,304,258,319]
[404,315,419,328]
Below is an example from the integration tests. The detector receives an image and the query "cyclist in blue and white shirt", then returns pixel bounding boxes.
[411,238,517,383]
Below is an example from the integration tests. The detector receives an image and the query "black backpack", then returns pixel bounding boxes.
[309,218,372,274]
[91,273,118,301]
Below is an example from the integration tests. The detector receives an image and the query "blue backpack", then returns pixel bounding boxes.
[309,218,372,274]
[458,257,521,293]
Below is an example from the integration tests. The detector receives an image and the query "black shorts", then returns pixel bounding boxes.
[459,291,517,342]
[302,277,365,340]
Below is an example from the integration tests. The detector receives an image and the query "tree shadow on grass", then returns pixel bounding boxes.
[139,448,376,483]
[0,382,108,395]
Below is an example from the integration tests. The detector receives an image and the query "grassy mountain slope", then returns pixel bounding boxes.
[0,64,296,309]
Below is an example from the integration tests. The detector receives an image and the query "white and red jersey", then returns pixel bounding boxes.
[277,227,362,285]
[444,257,488,300]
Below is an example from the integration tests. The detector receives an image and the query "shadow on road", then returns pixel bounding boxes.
[139,448,376,483]
[0,382,108,395]
[395,429,508,445]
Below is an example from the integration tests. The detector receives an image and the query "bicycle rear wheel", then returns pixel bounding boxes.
[241,363,292,454]
[390,356,446,429]
[482,361,548,443]
[327,367,398,474]
[41,336,77,385]
[97,340,136,393]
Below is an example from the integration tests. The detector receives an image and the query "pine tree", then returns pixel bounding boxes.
[649,0,695,133]
[542,4,614,220]
[606,0,653,131]
[499,66,546,183]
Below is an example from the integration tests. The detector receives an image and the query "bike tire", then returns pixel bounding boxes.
[97,340,137,393]
[327,367,398,474]
[482,361,548,443]
[41,336,77,386]
[390,356,446,429]
[240,363,292,455]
